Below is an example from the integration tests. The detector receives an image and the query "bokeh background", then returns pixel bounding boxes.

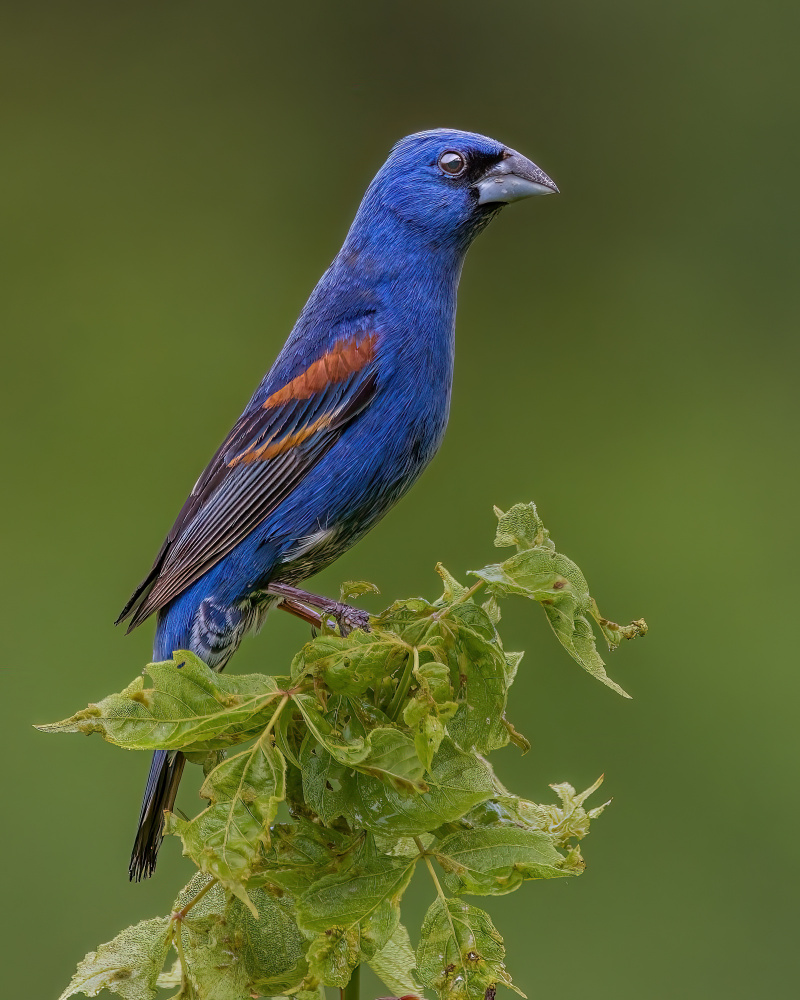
[2,2,798,997]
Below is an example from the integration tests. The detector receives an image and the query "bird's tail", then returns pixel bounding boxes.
[128,599,261,879]
[128,748,186,881]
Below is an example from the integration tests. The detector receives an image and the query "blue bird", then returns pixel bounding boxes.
[118,128,557,879]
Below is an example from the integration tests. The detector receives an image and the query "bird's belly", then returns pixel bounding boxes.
[262,405,446,586]
[275,525,348,583]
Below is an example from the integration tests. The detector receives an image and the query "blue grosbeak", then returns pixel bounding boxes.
[118,128,557,879]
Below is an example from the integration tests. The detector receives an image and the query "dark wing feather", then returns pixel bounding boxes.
[117,358,378,631]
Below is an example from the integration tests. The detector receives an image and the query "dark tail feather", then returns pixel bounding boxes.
[129,748,186,881]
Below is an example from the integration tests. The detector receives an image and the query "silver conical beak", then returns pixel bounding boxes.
[475,149,559,205]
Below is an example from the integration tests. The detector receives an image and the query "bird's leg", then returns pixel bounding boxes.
[277,597,324,630]
[268,582,371,637]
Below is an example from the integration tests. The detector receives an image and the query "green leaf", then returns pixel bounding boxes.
[165,732,286,915]
[403,658,457,771]
[352,726,429,792]
[173,875,308,998]
[482,593,502,624]
[298,851,418,985]
[502,776,611,846]
[368,922,422,997]
[339,579,381,602]
[503,651,524,685]
[373,597,438,647]
[433,826,579,895]
[543,604,632,698]
[446,600,498,642]
[290,631,407,695]
[442,620,511,754]
[411,713,447,775]
[254,816,357,889]
[472,507,638,698]
[38,651,284,751]
[492,501,553,552]
[298,854,418,933]
[296,695,428,793]
[471,547,578,603]
[304,930,360,990]
[154,960,181,989]
[374,598,509,754]
[434,562,470,602]
[58,917,171,1000]
[302,736,494,836]
[293,694,366,765]
[471,536,646,698]
[182,748,227,776]
[414,897,523,999]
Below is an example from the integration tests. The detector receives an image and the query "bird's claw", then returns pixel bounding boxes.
[332,603,371,637]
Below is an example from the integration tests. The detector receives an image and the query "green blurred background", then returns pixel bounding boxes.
[2,1,798,997]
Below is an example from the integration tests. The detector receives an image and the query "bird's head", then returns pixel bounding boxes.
[362,128,558,251]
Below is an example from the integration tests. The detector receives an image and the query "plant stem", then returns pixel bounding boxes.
[387,646,418,720]
[341,963,360,1000]
[171,914,191,997]
[414,835,446,900]
[449,579,485,606]
[173,875,217,921]
[264,693,291,738]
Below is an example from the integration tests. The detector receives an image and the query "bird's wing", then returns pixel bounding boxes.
[118,332,379,630]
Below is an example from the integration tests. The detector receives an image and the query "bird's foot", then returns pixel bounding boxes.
[330,602,371,637]
[270,583,371,637]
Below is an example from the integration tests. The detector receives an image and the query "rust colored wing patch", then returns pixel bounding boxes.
[117,333,380,630]
[227,414,334,467]
[262,333,378,408]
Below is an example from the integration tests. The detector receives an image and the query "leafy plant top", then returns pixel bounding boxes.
[42,503,646,1000]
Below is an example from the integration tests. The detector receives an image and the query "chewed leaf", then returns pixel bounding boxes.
[492,502,553,552]
[369,922,422,997]
[291,631,408,695]
[545,605,632,697]
[589,597,649,649]
[38,651,283,751]
[353,727,428,792]
[471,506,644,698]
[295,695,427,791]
[154,960,181,989]
[58,917,171,1000]
[300,849,417,986]
[339,579,381,602]
[446,629,511,754]
[252,817,358,897]
[414,897,524,999]
[471,547,586,603]
[171,875,308,998]
[435,562,470,602]
[166,731,286,914]
[297,855,417,933]
[403,658,457,771]
[433,826,581,896]
[504,776,611,845]
[302,736,494,836]
[306,928,362,989]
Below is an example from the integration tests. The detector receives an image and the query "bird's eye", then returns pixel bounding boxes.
[438,150,467,176]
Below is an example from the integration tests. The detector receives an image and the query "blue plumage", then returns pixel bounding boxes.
[120,128,557,878]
